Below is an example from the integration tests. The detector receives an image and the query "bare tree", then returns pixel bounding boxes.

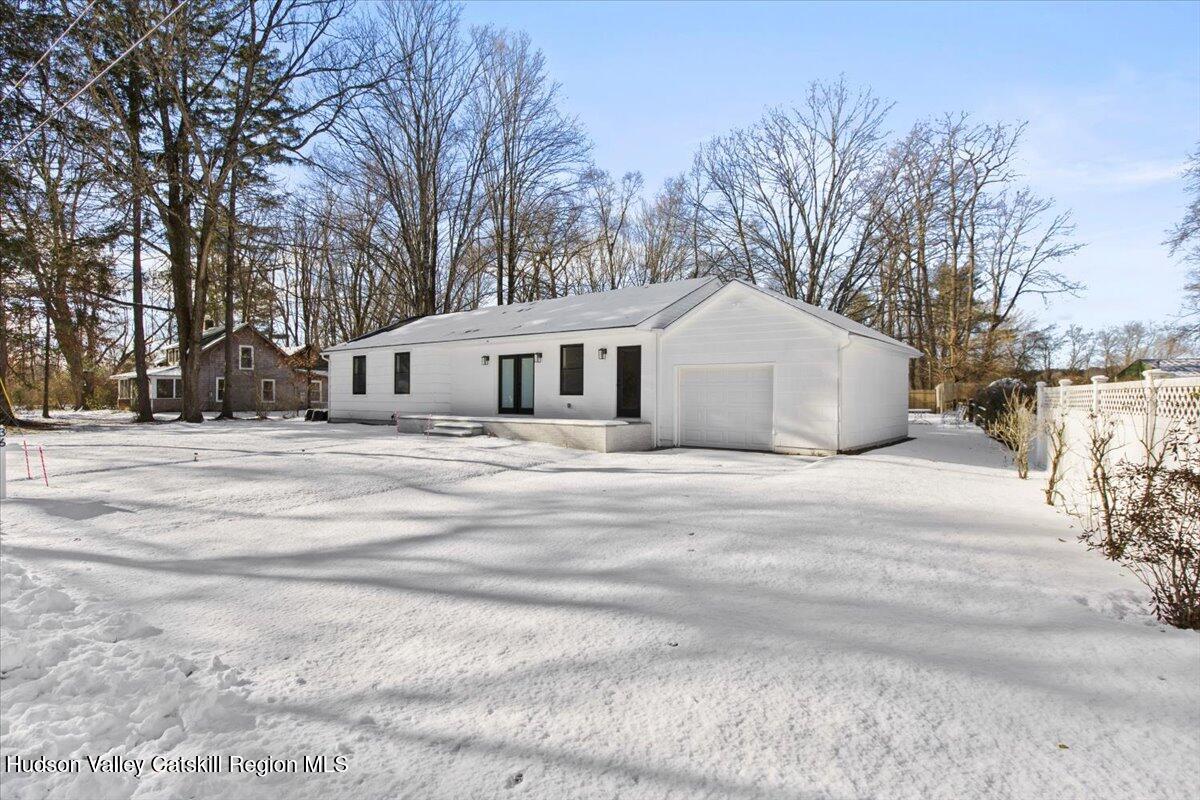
[474,28,588,304]
[78,0,363,421]
[1166,144,1200,328]
[634,175,692,286]
[691,79,890,305]
[329,0,489,320]
[869,116,1080,386]
[1063,324,1095,373]
[580,168,642,291]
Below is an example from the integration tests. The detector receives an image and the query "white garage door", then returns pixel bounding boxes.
[679,365,774,451]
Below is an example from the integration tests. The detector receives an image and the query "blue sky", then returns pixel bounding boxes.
[457,0,1200,330]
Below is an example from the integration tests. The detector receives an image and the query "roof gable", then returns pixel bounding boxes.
[199,323,297,362]
[670,279,920,357]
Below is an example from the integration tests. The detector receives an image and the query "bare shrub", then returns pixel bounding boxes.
[989,389,1038,478]
[1082,413,1120,557]
[1078,425,1200,629]
[1043,415,1068,505]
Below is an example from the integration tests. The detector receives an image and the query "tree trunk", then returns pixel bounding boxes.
[131,189,153,422]
[219,176,237,419]
[128,26,153,423]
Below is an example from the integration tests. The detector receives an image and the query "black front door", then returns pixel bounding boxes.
[616,346,641,418]
[498,354,535,414]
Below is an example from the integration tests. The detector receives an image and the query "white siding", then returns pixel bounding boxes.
[658,283,843,453]
[327,346,453,421]
[838,338,910,451]
[326,281,914,454]
[328,329,658,432]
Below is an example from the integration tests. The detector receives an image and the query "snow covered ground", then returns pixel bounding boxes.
[1,416,1197,799]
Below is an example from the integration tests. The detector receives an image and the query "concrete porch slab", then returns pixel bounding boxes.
[395,413,653,453]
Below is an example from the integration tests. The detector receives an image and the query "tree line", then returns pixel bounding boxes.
[1,0,1195,423]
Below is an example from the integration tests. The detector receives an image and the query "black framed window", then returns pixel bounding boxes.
[352,354,366,395]
[394,352,411,394]
[559,344,583,395]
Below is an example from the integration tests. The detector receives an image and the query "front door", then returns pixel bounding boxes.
[498,354,535,415]
[616,346,641,418]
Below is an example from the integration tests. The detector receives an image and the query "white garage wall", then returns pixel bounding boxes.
[838,338,910,451]
[327,329,658,430]
[658,283,842,453]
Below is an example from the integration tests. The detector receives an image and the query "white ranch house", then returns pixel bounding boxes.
[324,278,919,454]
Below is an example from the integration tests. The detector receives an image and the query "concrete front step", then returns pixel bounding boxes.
[424,421,485,438]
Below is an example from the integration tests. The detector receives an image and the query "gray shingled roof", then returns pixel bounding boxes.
[1141,358,1200,375]
[326,276,919,356]
[326,278,723,351]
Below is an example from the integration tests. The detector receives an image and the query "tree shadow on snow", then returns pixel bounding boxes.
[3,496,136,521]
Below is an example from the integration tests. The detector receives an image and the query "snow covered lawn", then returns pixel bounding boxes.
[2,417,1197,799]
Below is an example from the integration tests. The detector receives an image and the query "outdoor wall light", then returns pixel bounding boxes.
[481,355,489,366]
[598,347,607,360]
[535,352,543,363]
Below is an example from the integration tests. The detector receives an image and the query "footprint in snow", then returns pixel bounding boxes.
[505,772,525,789]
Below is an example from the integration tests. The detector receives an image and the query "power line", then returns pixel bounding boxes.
[1,0,190,161]
[1,0,100,103]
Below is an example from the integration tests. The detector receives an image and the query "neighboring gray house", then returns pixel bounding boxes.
[113,324,327,413]
[1116,358,1200,381]
[324,278,920,454]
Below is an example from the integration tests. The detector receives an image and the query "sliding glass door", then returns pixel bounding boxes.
[498,354,535,415]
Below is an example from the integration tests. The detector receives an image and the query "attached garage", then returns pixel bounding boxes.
[657,279,919,455]
[678,365,773,450]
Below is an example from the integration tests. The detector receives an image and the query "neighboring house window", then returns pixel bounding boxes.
[352,355,366,394]
[261,379,275,403]
[155,378,181,399]
[308,381,322,403]
[394,352,411,394]
[165,346,179,365]
[215,377,225,402]
[239,345,254,370]
[560,344,584,395]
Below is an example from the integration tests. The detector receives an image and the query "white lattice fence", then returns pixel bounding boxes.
[1036,374,1200,508]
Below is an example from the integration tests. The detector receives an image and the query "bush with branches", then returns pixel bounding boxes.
[1043,415,1068,505]
[1078,423,1200,629]
[988,389,1038,478]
